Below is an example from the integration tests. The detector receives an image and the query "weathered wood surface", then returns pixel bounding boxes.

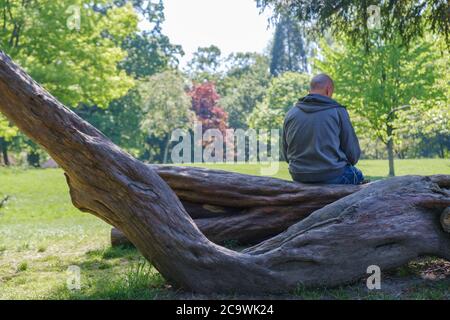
[1,51,449,294]
[112,165,363,245]
[442,207,450,233]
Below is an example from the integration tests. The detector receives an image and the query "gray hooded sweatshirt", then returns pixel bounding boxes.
[282,94,361,182]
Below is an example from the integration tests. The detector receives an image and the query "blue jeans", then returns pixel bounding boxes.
[322,165,364,185]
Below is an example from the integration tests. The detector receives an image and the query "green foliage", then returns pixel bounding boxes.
[265,72,310,109]
[139,71,195,162]
[189,82,228,133]
[120,32,183,79]
[0,162,449,299]
[0,104,18,164]
[187,45,223,81]
[395,100,449,159]
[270,15,310,75]
[316,34,446,170]
[139,70,194,137]
[394,42,449,157]
[219,53,271,128]
[73,1,184,161]
[0,0,137,108]
[75,90,147,158]
[0,116,17,141]
[247,72,309,128]
[0,0,183,164]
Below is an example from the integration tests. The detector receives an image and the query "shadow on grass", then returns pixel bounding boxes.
[85,245,137,260]
[46,238,450,300]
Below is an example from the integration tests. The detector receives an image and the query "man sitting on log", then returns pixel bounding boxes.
[282,74,365,185]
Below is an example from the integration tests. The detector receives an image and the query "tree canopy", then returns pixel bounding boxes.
[256,0,450,48]
[139,71,195,163]
[0,0,138,108]
[317,34,447,175]
[248,72,309,129]
[220,53,271,128]
[270,15,310,75]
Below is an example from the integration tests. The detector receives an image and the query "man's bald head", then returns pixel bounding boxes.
[309,74,334,98]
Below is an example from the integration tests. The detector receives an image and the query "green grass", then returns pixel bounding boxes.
[0,159,449,300]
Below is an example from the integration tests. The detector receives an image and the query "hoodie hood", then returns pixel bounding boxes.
[296,94,343,113]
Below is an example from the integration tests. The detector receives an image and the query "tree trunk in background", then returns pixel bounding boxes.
[0,51,449,294]
[162,136,170,164]
[375,139,379,159]
[0,137,9,166]
[387,125,395,177]
[439,139,445,159]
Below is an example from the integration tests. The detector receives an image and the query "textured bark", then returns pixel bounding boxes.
[442,207,450,233]
[111,165,363,246]
[0,51,449,294]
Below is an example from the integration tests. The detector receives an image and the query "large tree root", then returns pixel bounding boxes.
[112,165,363,245]
[0,51,449,294]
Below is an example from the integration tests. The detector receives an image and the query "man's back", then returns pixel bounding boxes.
[282,94,361,183]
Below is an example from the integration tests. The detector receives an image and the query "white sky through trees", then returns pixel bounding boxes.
[140,0,274,68]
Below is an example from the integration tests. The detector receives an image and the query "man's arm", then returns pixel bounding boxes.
[281,121,289,164]
[338,108,361,165]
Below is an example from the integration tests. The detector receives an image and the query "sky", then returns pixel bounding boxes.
[146,0,274,68]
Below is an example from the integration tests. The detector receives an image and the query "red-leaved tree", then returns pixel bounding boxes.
[189,82,228,134]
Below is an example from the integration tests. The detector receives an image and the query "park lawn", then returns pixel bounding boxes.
[0,159,449,300]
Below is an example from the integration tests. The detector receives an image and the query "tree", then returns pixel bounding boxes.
[270,15,310,76]
[0,0,139,165]
[139,71,195,163]
[0,115,17,165]
[0,0,137,108]
[317,35,445,176]
[394,47,450,160]
[247,72,309,129]
[256,0,450,49]
[117,0,184,78]
[1,52,449,294]
[189,82,228,135]
[219,53,271,128]
[395,100,450,159]
[76,0,184,161]
[187,45,223,81]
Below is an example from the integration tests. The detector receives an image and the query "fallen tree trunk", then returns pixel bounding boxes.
[0,51,449,294]
[112,165,363,245]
